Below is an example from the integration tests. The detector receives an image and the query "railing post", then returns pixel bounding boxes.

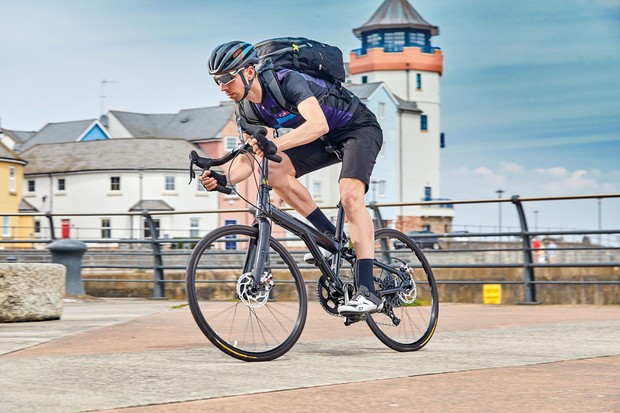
[511,195,538,304]
[368,201,385,230]
[45,211,56,240]
[142,210,165,299]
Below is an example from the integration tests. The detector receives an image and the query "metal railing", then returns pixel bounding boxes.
[1,193,619,302]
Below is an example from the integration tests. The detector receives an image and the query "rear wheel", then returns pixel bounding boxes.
[367,228,439,351]
[186,225,307,361]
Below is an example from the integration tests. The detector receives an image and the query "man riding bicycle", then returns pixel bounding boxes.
[200,41,384,315]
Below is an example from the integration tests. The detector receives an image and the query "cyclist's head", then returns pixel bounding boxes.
[208,41,258,76]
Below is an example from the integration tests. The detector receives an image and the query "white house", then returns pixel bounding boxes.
[20,138,218,241]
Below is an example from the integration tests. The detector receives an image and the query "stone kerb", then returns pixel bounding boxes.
[0,263,66,322]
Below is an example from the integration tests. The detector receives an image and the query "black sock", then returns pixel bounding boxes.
[306,207,336,236]
[356,259,376,294]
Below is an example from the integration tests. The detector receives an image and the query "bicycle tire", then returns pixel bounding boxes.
[366,228,439,351]
[186,224,307,361]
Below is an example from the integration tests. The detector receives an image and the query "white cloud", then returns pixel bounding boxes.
[499,162,523,174]
[533,167,568,178]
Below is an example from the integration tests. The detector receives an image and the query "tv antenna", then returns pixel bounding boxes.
[100,79,118,116]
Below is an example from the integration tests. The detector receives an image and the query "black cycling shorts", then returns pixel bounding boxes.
[283,106,383,191]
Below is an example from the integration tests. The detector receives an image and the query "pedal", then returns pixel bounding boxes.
[343,314,365,326]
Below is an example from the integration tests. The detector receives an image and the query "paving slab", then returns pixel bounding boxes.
[0,300,618,413]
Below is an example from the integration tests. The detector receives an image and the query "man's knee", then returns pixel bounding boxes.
[340,179,366,211]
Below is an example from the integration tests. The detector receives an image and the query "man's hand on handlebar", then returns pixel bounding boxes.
[248,132,278,158]
[237,117,278,158]
[199,170,226,192]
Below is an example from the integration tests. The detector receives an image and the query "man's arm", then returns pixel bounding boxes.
[250,96,328,156]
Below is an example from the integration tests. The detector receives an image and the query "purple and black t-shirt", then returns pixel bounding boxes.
[250,69,360,143]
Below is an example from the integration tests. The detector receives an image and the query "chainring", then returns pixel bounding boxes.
[316,275,343,317]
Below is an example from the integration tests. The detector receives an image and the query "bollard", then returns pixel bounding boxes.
[49,239,88,295]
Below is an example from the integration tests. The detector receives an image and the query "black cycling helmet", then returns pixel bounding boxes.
[208,41,259,75]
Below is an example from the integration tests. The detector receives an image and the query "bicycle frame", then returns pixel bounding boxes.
[250,154,350,293]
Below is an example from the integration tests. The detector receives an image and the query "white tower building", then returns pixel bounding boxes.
[347,0,452,232]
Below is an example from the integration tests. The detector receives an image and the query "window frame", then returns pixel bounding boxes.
[110,176,121,191]
[165,175,176,191]
[421,114,428,132]
[101,218,112,239]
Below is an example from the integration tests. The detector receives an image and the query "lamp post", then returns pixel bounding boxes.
[496,189,504,263]
[496,189,504,236]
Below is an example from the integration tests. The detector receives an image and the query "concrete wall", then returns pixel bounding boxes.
[81,267,620,305]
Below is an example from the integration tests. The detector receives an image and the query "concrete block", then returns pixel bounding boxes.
[0,263,66,322]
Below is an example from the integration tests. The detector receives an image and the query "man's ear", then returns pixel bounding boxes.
[246,65,256,79]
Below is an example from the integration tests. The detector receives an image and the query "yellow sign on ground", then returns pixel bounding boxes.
[483,284,502,304]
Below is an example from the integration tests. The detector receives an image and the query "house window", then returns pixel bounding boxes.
[421,115,428,131]
[225,137,238,151]
[2,216,10,237]
[144,219,160,239]
[110,176,121,191]
[378,102,385,119]
[28,180,36,193]
[34,220,41,234]
[361,75,368,84]
[424,186,432,201]
[9,167,16,193]
[165,176,175,191]
[58,178,66,191]
[312,181,321,199]
[190,218,200,238]
[101,219,111,239]
[416,73,422,90]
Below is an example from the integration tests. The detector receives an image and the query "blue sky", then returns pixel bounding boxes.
[1,0,619,232]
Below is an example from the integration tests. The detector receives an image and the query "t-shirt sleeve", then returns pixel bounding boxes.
[280,71,314,106]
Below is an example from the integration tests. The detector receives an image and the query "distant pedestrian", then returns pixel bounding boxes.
[532,237,544,263]
[546,240,558,263]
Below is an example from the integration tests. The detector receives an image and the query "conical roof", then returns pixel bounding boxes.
[353,0,439,37]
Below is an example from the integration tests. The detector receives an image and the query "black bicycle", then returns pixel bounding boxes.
[186,127,438,362]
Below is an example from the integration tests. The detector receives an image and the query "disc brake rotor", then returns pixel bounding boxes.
[236,272,271,308]
[398,267,417,304]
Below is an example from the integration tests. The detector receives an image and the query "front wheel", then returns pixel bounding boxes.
[367,228,439,352]
[186,225,307,361]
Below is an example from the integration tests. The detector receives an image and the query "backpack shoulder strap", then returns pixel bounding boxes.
[258,59,299,114]
[236,101,263,126]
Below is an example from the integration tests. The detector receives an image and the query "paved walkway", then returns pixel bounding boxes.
[0,298,619,413]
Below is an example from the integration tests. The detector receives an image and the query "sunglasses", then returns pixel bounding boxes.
[213,68,244,86]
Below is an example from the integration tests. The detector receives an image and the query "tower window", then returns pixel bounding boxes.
[366,32,382,49]
[361,75,368,84]
[421,115,428,131]
[409,32,426,47]
[416,73,422,90]
[384,31,405,52]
